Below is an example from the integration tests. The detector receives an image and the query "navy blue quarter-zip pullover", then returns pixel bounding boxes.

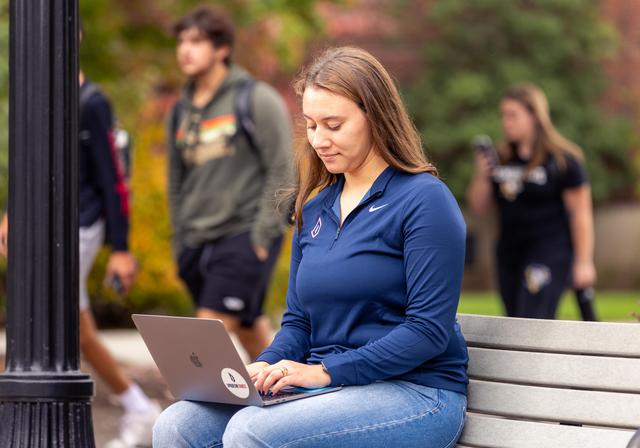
[257,167,469,395]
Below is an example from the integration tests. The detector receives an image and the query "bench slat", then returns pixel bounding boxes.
[459,414,636,448]
[468,347,640,393]
[458,314,640,357]
[468,380,640,428]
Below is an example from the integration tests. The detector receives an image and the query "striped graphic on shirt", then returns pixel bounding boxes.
[176,114,236,146]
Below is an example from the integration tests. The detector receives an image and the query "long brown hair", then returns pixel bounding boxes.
[291,46,436,229]
[498,83,584,170]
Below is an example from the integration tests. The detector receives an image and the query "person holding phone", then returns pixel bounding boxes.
[467,83,596,319]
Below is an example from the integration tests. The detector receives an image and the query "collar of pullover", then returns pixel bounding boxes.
[323,165,397,208]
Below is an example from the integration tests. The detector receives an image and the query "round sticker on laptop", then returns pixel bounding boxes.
[221,368,250,399]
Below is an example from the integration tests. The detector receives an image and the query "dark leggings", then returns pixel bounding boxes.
[497,246,572,319]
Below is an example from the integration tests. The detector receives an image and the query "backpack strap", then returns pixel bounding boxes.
[79,81,101,117]
[170,99,185,143]
[235,79,292,221]
[233,79,260,163]
[78,82,102,145]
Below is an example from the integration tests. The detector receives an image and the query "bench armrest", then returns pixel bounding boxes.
[628,428,640,448]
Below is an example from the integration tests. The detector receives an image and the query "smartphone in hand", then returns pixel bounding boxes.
[472,134,499,168]
[109,273,125,296]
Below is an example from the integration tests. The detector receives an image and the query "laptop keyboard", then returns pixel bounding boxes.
[259,389,302,402]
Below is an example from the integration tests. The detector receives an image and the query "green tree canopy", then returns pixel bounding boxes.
[404,0,637,202]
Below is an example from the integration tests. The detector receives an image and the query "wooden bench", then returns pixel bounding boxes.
[456,314,640,448]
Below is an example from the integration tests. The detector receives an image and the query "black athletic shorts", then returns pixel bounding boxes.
[177,231,283,327]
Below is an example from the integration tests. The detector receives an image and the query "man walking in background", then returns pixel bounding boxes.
[167,6,293,360]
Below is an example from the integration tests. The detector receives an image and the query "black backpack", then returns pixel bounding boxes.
[79,82,133,182]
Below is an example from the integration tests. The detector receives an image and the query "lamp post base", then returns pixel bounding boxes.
[0,374,95,447]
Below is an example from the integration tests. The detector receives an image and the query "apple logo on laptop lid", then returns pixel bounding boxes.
[190,352,203,368]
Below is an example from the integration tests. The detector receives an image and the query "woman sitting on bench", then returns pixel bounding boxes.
[153,46,469,448]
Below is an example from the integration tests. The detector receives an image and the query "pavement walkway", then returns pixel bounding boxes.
[0,327,249,446]
[0,329,157,367]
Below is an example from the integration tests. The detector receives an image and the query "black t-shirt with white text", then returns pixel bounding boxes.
[491,153,588,254]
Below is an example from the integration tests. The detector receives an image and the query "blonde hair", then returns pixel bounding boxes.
[291,47,436,229]
[499,83,584,170]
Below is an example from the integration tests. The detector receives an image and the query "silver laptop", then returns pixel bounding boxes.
[132,314,341,406]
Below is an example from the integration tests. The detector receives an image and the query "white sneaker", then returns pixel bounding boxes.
[105,401,162,448]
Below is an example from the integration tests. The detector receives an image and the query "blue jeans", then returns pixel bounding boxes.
[153,381,467,448]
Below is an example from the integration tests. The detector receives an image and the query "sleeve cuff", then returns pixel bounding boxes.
[108,237,128,252]
[320,352,358,386]
[255,351,283,365]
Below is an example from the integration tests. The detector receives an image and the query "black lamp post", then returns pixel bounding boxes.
[0,0,95,446]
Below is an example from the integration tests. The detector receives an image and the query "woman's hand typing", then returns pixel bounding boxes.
[246,361,270,382]
[251,360,331,395]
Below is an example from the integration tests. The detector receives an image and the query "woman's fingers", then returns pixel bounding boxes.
[253,363,329,395]
[253,362,294,394]
[476,153,493,177]
[253,364,276,392]
[269,374,293,395]
[246,361,270,382]
[261,366,289,393]
[253,368,268,391]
